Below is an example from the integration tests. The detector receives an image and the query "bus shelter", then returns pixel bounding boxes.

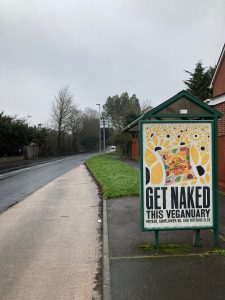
[139,90,223,246]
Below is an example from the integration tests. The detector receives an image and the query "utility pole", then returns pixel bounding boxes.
[96,104,101,153]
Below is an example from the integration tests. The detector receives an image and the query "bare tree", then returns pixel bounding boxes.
[51,86,73,155]
[140,99,153,114]
[83,107,98,119]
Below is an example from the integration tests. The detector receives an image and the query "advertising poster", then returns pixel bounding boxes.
[142,121,213,230]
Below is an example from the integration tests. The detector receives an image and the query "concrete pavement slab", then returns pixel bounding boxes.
[107,197,225,300]
[0,164,101,300]
[110,256,225,300]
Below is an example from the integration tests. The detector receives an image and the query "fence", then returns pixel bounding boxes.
[23,144,39,160]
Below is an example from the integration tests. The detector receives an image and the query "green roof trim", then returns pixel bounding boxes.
[143,90,223,118]
[122,90,223,132]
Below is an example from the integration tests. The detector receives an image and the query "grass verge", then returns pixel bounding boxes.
[140,243,193,255]
[85,154,139,199]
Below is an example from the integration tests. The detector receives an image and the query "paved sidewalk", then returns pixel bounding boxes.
[107,197,225,300]
[0,164,101,300]
[105,158,225,300]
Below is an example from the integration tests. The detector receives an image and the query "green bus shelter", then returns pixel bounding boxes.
[138,90,223,246]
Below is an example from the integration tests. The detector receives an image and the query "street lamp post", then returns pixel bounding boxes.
[96,104,101,153]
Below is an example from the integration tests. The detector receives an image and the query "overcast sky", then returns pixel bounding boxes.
[0,0,224,125]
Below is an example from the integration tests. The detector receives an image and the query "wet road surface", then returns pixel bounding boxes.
[0,153,96,212]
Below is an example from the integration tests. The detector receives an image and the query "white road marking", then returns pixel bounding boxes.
[11,167,31,174]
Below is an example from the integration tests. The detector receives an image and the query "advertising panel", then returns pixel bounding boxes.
[141,121,213,230]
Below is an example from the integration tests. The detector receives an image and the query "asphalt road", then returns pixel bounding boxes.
[0,153,96,213]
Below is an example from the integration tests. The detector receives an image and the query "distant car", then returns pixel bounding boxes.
[110,145,116,150]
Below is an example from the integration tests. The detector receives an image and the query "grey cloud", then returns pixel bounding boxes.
[0,0,224,124]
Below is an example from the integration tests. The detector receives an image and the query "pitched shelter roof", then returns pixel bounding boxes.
[123,90,223,132]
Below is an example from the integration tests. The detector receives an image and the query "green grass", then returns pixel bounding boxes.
[85,154,139,199]
[140,243,193,255]
[204,248,225,256]
[140,243,225,256]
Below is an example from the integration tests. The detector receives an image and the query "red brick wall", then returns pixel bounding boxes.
[214,102,225,136]
[213,56,225,97]
[214,102,225,192]
[218,136,225,193]
[132,138,139,160]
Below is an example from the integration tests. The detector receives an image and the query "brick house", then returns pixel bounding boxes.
[206,43,225,192]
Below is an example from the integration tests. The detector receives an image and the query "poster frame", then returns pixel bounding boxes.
[139,119,217,232]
